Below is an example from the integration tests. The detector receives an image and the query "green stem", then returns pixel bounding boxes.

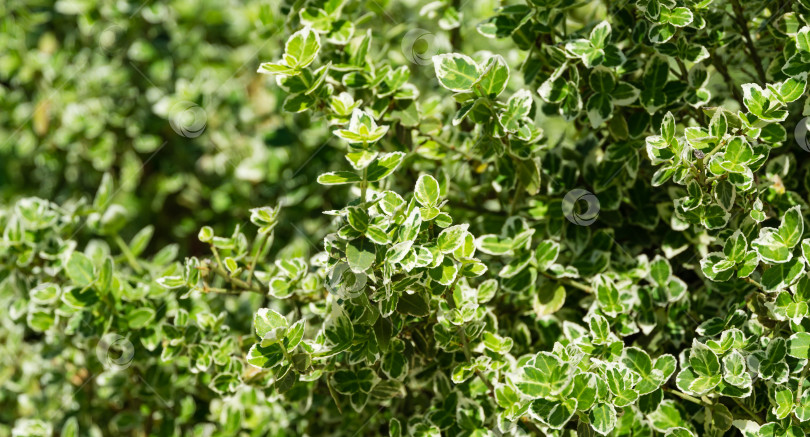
[360,166,368,202]
[742,276,764,292]
[710,52,745,108]
[733,398,764,425]
[209,260,265,294]
[211,246,224,272]
[663,387,712,407]
[796,363,808,405]
[247,231,271,287]
[704,174,726,185]
[114,234,143,274]
[509,180,523,215]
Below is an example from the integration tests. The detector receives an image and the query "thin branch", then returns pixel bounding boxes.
[208,260,265,294]
[247,231,272,287]
[710,52,745,108]
[730,0,768,83]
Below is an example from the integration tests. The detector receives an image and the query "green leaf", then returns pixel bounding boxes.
[366,152,405,182]
[66,252,95,288]
[761,258,805,292]
[476,234,513,255]
[94,172,114,209]
[428,257,458,286]
[722,350,752,388]
[589,403,617,435]
[566,372,599,411]
[474,55,509,97]
[660,6,693,27]
[320,303,355,357]
[317,171,362,185]
[589,21,611,49]
[724,137,753,165]
[589,68,616,93]
[437,224,468,253]
[649,255,672,286]
[547,398,578,429]
[414,174,440,207]
[689,340,720,377]
[334,109,389,144]
[498,89,533,132]
[742,83,788,122]
[127,307,156,329]
[534,240,560,271]
[595,277,626,317]
[773,388,794,419]
[60,417,79,437]
[346,239,376,273]
[247,343,285,369]
[776,73,807,103]
[586,93,613,128]
[517,352,570,399]
[589,314,611,344]
[788,332,810,359]
[797,26,810,52]
[648,400,687,432]
[332,368,377,394]
[255,308,289,338]
[753,206,804,264]
[433,53,480,92]
[283,27,321,69]
[779,205,804,248]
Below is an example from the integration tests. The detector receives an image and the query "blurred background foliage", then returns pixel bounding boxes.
[1,0,348,255]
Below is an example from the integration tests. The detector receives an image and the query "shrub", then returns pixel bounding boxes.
[3,0,810,436]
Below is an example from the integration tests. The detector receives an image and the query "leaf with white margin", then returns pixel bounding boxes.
[436,224,469,253]
[588,403,616,435]
[414,174,440,207]
[752,205,804,263]
[366,152,406,182]
[333,108,389,144]
[284,27,320,68]
[433,53,480,92]
[761,258,805,292]
[474,55,509,98]
[788,332,810,359]
[254,308,288,338]
[498,89,533,132]
[722,350,752,388]
[741,83,788,122]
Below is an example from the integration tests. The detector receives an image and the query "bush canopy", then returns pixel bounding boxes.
[3,0,810,435]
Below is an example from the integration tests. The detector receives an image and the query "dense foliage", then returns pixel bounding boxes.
[3,0,810,435]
